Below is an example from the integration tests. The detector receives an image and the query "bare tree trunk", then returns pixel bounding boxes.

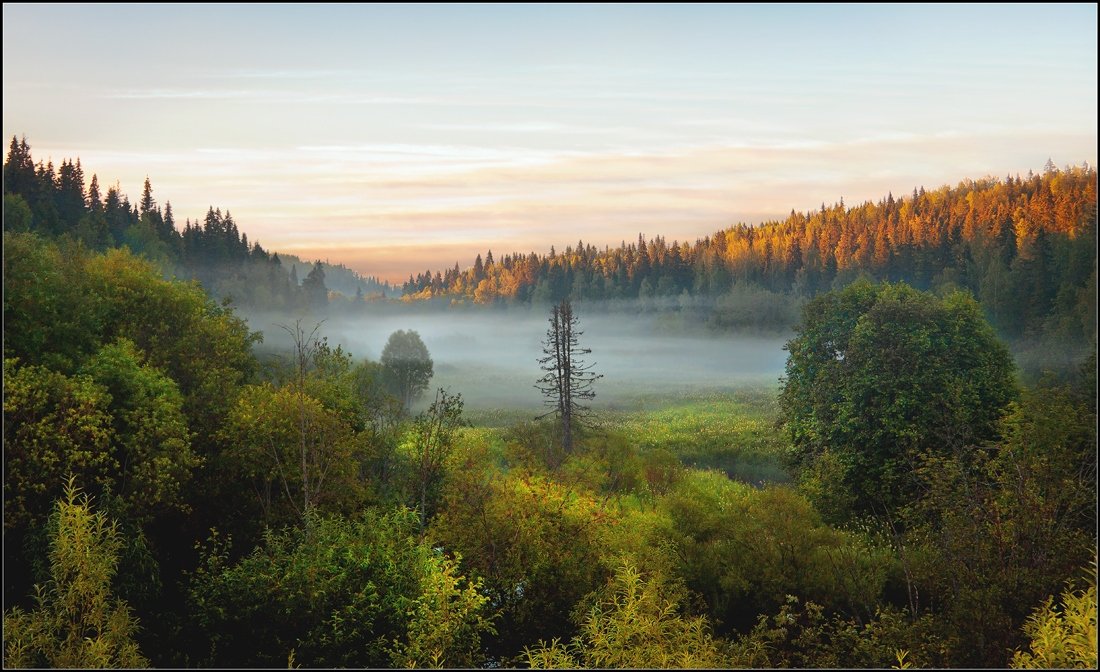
[277,319,325,525]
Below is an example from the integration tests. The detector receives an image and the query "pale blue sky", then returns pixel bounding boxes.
[4,4,1096,280]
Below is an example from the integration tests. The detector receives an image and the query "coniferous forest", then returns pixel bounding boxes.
[3,135,1096,670]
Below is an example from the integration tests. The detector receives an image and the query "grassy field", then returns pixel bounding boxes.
[460,383,790,486]
[597,386,789,485]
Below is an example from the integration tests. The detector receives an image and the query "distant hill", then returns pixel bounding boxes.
[404,164,1096,342]
[278,253,395,299]
[4,135,1095,367]
[2,136,392,311]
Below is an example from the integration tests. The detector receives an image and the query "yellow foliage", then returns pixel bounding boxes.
[1011,565,1097,669]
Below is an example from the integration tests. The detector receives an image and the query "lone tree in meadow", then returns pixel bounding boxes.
[381,330,433,412]
[536,299,602,456]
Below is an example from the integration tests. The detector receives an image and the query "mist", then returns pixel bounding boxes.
[243,303,792,412]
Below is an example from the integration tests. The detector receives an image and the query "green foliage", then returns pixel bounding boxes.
[121,216,171,268]
[902,383,1097,666]
[3,479,148,669]
[659,471,894,630]
[727,595,952,669]
[381,329,433,411]
[780,280,1017,518]
[79,338,198,523]
[186,508,493,668]
[81,246,259,439]
[3,359,115,531]
[3,233,104,371]
[3,192,33,232]
[219,381,362,525]
[1011,564,1098,669]
[431,467,612,659]
[525,562,725,669]
[3,233,259,444]
[396,549,496,668]
[405,388,466,528]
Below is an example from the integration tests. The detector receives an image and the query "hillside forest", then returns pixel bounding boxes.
[2,137,1096,669]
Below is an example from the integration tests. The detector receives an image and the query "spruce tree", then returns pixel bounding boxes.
[535,299,601,458]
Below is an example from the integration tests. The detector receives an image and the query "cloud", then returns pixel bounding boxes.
[25,127,1096,283]
[102,87,442,106]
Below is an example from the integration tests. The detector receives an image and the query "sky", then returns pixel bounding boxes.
[4,4,1097,282]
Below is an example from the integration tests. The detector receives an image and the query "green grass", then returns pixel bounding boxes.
[459,383,790,486]
[598,386,789,485]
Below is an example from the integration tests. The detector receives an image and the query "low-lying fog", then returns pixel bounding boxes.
[245,306,792,411]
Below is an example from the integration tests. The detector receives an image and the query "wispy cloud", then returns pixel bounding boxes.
[8,3,1093,284]
[102,87,442,106]
[45,124,1092,284]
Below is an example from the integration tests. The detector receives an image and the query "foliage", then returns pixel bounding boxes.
[3,479,148,669]
[78,338,199,523]
[381,329,434,411]
[1011,563,1097,669]
[525,561,725,669]
[780,280,1017,518]
[658,471,894,630]
[405,388,466,529]
[3,192,33,232]
[185,508,493,668]
[219,381,361,525]
[3,359,115,531]
[901,383,1097,666]
[432,466,612,660]
[3,233,259,443]
[3,232,103,372]
[727,595,952,669]
[396,549,496,669]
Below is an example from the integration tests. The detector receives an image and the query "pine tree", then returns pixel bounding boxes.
[3,135,36,198]
[55,159,86,228]
[139,177,155,216]
[302,261,328,308]
[86,174,102,212]
[535,299,602,458]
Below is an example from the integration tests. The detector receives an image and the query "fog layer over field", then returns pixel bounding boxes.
[247,306,791,411]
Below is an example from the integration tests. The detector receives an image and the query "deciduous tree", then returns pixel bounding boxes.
[779,280,1016,519]
[3,479,148,669]
[381,329,433,411]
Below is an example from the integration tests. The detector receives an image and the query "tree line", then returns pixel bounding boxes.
[7,134,1094,355]
[403,163,1096,341]
[2,136,394,311]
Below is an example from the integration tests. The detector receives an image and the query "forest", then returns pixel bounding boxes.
[3,136,1097,669]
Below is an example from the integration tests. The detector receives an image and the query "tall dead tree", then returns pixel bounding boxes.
[536,299,602,457]
[275,319,336,521]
